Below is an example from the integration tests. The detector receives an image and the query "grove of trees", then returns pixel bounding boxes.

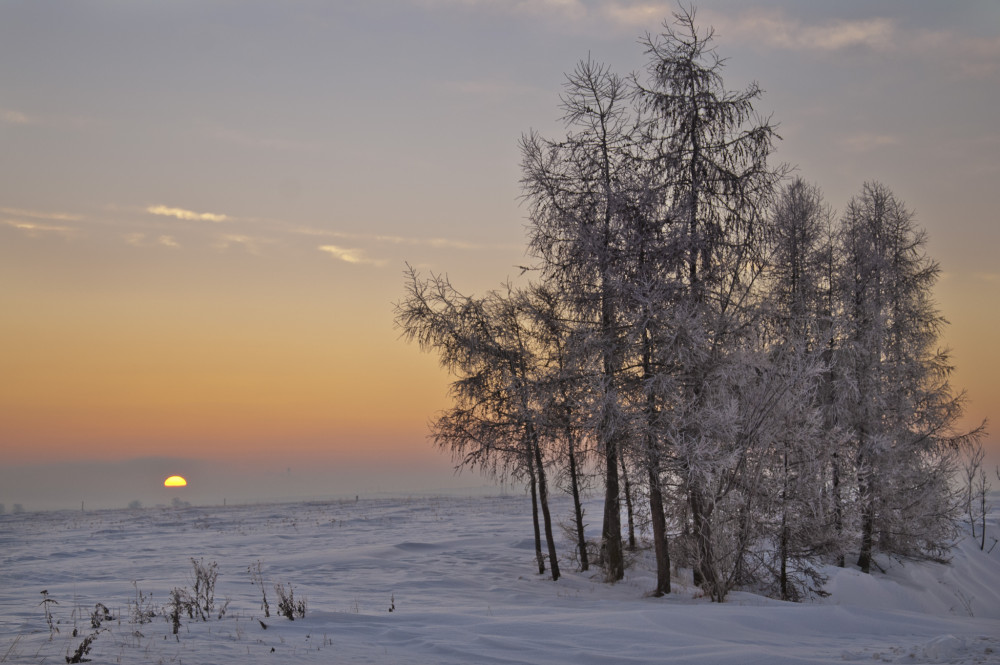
[395,8,984,602]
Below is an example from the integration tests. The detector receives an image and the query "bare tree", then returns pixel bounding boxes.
[396,269,561,580]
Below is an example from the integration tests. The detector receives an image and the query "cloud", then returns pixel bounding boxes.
[2,109,34,125]
[214,234,269,255]
[0,207,82,222]
[147,205,230,223]
[125,233,182,249]
[318,244,387,267]
[600,2,672,29]
[695,9,896,52]
[371,233,499,251]
[296,226,516,252]
[4,220,75,237]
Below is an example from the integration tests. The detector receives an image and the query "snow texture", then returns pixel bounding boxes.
[1,495,997,664]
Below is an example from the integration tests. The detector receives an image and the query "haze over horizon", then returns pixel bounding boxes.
[2,1,998,511]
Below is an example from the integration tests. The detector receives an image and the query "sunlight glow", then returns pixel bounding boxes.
[164,475,188,488]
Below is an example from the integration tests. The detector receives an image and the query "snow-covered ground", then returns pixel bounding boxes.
[1,495,997,664]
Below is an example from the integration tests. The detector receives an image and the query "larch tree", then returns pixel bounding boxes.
[634,7,784,601]
[836,182,978,573]
[395,268,561,580]
[520,58,640,582]
[764,178,837,599]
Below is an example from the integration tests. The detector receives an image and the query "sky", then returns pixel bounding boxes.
[1,0,998,511]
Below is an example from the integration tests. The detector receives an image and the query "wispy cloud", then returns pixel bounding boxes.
[697,9,896,52]
[2,108,34,125]
[214,234,269,255]
[124,233,182,249]
[0,207,83,222]
[296,226,516,251]
[4,220,75,237]
[2,207,81,238]
[600,2,673,29]
[318,244,388,267]
[147,205,230,223]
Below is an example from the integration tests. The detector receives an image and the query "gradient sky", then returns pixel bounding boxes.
[2,1,998,510]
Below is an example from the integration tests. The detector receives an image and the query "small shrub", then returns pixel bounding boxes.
[128,582,156,625]
[39,590,58,638]
[166,588,190,635]
[247,560,270,617]
[89,603,113,630]
[274,583,306,620]
[189,558,218,621]
[65,633,96,663]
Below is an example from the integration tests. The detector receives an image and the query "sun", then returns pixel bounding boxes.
[164,475,188,488]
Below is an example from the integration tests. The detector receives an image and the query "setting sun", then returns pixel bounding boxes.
[163,475,187,488]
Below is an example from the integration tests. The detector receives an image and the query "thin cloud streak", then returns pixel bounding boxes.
[147,205,230,223]
[0,207,83,222]
[318,244,388,267]
[295,226,517,252]
[124,233,182,249]
[214,234,269,255]
[4,220,75,236]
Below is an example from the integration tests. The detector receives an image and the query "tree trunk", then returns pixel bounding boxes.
[832,451,844,567]
[602,434,625,581]
[526,451,545,575]
[566,425,589,571]
[689,485,720,600]
[779,451,789,600]
[531,428,560,581]
[857,488,875,574]
[621,448,636,551]
[857,434,874,574]
[648,462,671,595]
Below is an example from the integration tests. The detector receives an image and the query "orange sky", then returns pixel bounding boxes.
[1,1,997,509]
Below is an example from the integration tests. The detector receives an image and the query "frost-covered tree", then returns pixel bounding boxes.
[836,182,976,572]
[397,8,985,602]
[764,178,839,597]
[522,284,594,571]
[633,8,784,601]
[396,269,561,580]
[521,58,640,582]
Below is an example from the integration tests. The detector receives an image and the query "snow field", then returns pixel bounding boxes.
[1,495,997,664]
